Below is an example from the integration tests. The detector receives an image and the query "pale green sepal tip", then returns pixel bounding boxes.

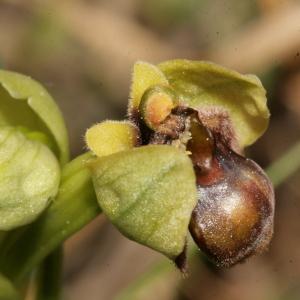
[89,145,197,259]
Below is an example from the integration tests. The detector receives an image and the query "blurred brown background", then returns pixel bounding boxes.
[1,0,300,299]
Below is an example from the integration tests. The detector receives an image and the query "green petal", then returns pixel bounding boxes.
[0,70,69,164]
[0,127,60,230]
[89,145,197,259]
[85,121,139,157]
[158,59,270,148]
[129,61,168,113]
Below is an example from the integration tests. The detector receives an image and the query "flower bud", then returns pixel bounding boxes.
[0,127,60,230]
[0,70,68,230]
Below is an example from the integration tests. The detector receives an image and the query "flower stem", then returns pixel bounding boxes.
[266,141,300,187]
[35,247,63,300]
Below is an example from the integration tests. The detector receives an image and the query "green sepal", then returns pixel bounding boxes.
[158,59,270,148]
[0,127,60,230]
[0,70,69,165]
[89,145,197,259]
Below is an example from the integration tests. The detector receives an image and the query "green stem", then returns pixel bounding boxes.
[266,141,300,187]
[35,247,63,300]
[0,152,101,284]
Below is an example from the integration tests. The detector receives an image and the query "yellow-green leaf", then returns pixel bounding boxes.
[0,127,60,230]
[0,70,69,164]
[158,59,269,148]
[89,145,197,259]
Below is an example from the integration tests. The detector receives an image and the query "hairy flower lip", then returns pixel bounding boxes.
[189,134,275,267]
